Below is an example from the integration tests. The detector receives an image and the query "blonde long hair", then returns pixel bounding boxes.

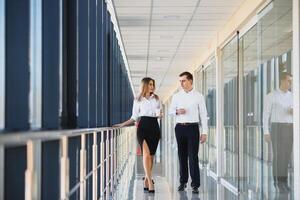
[137,77,159,101]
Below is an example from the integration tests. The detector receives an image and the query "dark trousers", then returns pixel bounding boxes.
[175,124,200,188]
[270,123,293,185]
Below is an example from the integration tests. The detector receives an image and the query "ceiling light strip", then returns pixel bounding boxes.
[145,0,154,76]
[158,0,203,89]
[106,0,135,95]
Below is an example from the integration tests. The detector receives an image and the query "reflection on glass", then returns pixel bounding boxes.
[222,36,239,187]
[204,61,217,173]
[261,0,293,198]
[241,24,263,196]
[0,0,5,129]
[263,73,293,189]
[196,69,207,165]
[162,99,180,192]
[29,0,42,129]
[240,0,293,199]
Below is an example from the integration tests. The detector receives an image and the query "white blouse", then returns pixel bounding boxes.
[130,94,161,121]
[169,88,208,134]
[263,89,293,134]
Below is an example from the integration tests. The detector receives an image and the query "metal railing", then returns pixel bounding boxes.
[0,126,136,200]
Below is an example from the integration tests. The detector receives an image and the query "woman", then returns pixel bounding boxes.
[113,77,162,193]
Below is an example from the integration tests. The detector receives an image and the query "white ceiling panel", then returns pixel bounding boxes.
[114,0,246,100]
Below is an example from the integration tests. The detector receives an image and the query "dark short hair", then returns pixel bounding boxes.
[280,72,292,81]
[179,71,193,81]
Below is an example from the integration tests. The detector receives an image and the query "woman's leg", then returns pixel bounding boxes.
[150,155,154,171]
[142,140,154,190]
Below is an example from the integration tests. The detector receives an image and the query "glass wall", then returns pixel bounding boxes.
[205,60,217,173]
[195,61,217,172]
[240,24,263,198]
[195,68,207,166]
[258,0,299,199]
[241,0,293,199]
[160,0,295,199]
[221,0,294,198]
[222,36,239,188]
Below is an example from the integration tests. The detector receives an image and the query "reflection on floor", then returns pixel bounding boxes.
[124,155,294,200]
[133,176,205,200]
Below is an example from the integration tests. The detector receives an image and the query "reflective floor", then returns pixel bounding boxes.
[112,140,294,200]
[120,154,294,200]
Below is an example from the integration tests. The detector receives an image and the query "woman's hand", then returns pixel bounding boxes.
[112,123,123,128]
[112,119,135,128]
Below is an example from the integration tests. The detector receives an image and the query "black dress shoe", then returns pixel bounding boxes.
[178,183,187,191]
[192,187,199,194]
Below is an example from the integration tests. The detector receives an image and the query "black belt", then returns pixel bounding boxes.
[177,122,199,126]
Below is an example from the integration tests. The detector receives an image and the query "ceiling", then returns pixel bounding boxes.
[113,0,246,100]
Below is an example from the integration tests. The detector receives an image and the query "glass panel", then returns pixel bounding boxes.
[240,0,293,199]
[29,0,42,129]
[205,60,217,173]
[0,0,5,129]
[240,24,264,198]
[260,0,293,198]
[196,69,208,166]
[222,36,239,187]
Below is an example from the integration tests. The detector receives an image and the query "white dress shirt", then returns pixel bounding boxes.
[263,89,293,134]
[130,94,161,121]
[169,88,208,134]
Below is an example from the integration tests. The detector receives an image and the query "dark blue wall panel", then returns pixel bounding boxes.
[5,0,30,131]
[89,0,97,128]
[5,146,27,200]
[42,141,60,200]
[78,0,89,128]
[97,0,104,127]
[42,0,60,129]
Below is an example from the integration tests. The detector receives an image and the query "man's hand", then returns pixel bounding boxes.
[176,109,186,115]
[158,112,164,119]
[288,107,293,115]
[200,134,207,144]
[264,134,271,143]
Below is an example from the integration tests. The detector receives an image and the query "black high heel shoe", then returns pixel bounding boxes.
[148,182,155,193]
[142,177,148,191]
[142,177,155,191]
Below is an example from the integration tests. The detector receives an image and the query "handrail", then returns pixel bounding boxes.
[0,126,129,146]
[0,126,137,200]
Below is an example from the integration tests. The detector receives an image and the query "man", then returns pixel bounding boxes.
[263,72,293,191]
[169,71,208,194]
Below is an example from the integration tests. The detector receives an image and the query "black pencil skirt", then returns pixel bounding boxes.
[137,116,161,155]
